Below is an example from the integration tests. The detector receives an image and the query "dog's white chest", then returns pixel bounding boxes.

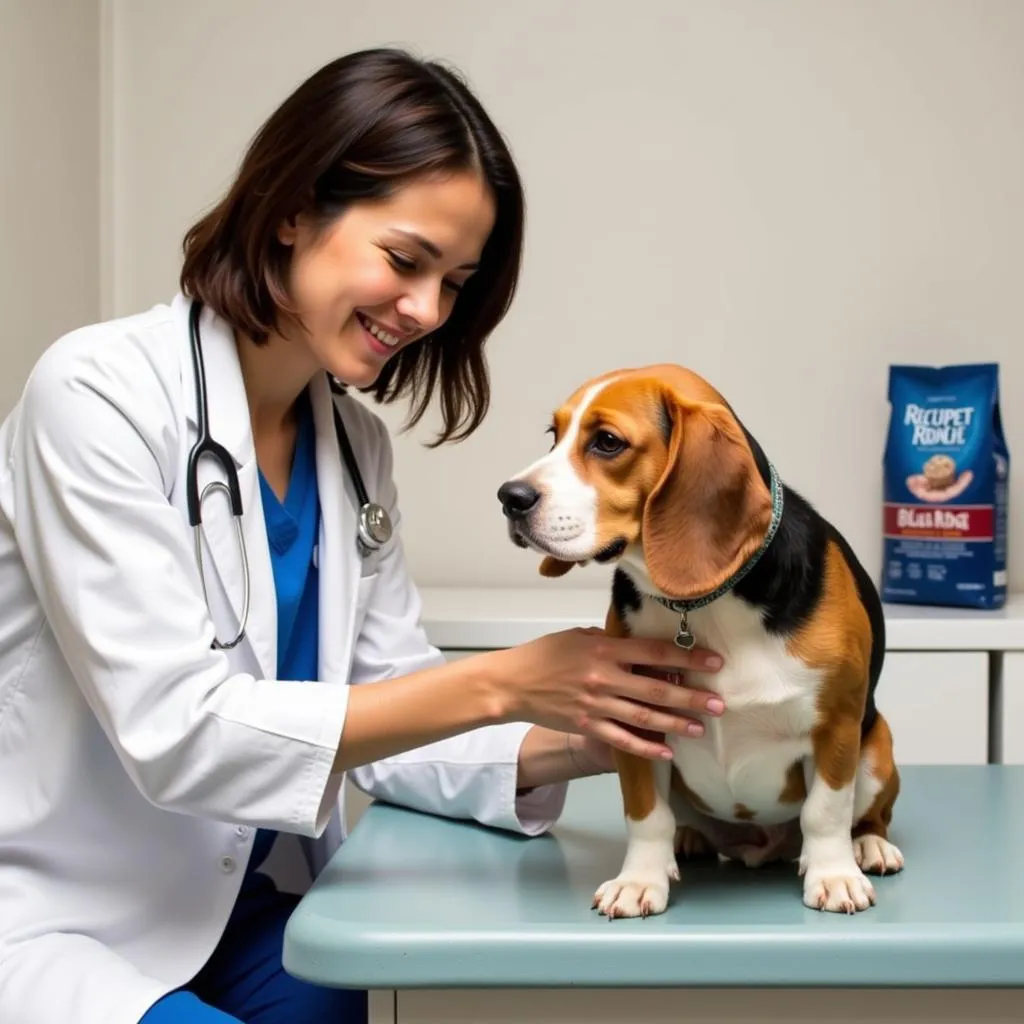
[627,593,821,825]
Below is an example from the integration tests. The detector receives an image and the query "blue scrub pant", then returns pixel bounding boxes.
[139,870,366,1023]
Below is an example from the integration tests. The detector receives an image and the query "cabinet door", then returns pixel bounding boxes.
[397,987,1019,1024]
[997,652,1024,764]
[875,651,988,765]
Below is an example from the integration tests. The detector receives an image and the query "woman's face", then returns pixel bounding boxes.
[278,170,496,389]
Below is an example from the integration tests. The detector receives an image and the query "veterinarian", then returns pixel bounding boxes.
[0,48,725,1024]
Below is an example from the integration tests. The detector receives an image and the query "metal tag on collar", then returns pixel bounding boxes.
[674,608,696,650]
[357,501,392,557]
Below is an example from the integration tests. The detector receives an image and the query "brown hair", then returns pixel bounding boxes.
[180,48,524,445]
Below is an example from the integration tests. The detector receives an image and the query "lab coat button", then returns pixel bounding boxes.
[235,826,250,840]
[220,856,236,873]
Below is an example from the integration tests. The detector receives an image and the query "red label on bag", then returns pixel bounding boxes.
[883,503,993,541]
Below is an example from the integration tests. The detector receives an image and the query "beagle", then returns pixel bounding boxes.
[498,364,903,916]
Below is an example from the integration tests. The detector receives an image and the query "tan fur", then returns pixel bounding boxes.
[778,761,808,804]
[605,605,658,822]
[788,541,873,791]
[643,396,774,601]
[853,714,901,841]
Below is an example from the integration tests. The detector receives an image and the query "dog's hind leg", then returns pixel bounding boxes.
[851,712,904,875]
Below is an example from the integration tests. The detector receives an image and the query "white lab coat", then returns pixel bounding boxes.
[0,294,567,1024]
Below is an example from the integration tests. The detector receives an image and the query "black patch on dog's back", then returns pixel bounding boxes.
[731,422,883,737]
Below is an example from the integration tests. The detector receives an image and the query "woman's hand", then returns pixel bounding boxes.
[488,626,725,762]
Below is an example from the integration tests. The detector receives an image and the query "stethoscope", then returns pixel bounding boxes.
[185,299,393,650]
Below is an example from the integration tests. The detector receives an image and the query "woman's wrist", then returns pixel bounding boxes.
[565,733,608,777]
[473,645,527,725]
[515,727,609,792]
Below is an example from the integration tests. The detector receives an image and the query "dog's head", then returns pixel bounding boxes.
[497,364,775,600]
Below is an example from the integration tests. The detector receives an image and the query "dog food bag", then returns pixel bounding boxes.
[882,362,1009,609]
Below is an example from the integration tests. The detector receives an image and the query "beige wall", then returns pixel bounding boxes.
[0,0,100,416]
[5,1,1023,593]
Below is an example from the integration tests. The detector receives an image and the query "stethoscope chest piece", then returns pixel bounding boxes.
[326,376,392,559]
[357,501,393,556]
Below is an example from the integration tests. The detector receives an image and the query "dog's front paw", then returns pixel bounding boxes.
[853,834,904,875]
[802,863,876,914]
[593,862,678,919]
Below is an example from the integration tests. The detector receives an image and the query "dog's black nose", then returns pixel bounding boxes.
[497,480,540,519]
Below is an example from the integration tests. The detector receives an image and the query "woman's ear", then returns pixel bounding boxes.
[277,200,317,247]
[277,214,300,247]
[642,393,773,600]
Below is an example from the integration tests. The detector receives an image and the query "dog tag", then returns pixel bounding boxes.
[674,611,696,650]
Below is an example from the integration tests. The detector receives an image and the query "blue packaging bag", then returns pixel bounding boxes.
[882,363,1009,609]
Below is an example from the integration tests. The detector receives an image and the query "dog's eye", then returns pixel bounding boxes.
[590,430,628,457]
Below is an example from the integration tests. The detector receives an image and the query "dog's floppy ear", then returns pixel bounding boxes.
[642,392,773,600]
[539,556,575,577]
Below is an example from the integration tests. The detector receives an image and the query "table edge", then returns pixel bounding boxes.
[282,919,1024,989]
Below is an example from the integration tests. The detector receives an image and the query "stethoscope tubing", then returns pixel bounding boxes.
[185,299,392,650]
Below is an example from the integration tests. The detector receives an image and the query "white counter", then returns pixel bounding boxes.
[417,587,1024,768]
[419,587,1024,652]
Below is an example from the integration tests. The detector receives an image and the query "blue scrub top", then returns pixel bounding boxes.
[245,388,321,880]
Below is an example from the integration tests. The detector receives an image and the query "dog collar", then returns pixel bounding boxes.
[648,461,784,650]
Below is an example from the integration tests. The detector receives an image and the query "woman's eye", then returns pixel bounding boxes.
[387,249,462,294]
[591,430,627,456]
[387,250,416,271]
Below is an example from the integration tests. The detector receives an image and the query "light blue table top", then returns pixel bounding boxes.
[283,765,1024,989]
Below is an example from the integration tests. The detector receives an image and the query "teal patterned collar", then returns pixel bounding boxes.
[647,461,784,650]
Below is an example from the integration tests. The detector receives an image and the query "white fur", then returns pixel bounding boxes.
[623,574,819,826]
[594,760,678,918]
[507,378,620,561]
[799,774,874,912]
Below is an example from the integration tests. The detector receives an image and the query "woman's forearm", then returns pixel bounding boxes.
[331,655,607,789]
[331,651,508,773]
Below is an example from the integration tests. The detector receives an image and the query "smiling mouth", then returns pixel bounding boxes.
[356,312,404,348]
